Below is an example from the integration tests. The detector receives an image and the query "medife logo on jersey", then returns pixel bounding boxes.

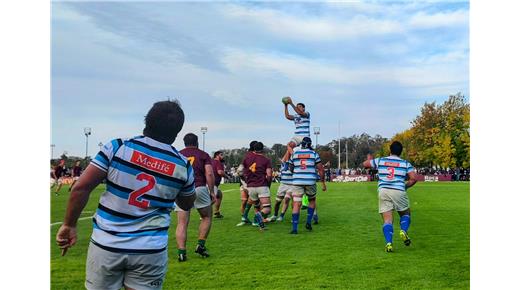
[130,150,176,176]
[384,161,400,167]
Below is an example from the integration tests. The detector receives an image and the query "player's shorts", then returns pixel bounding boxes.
[291,184,317,199]
[175,186,211,211]
[73,176,80,181]
[247,186,271,201]
[85,242,168,290]
[51,178,63,186]
[277,183,293,199]
[290,135,307,146]
[378,187,410,213]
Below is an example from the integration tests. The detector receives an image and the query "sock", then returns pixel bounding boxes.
[382,223,393,244]
[306,207,315,225]
[243,204,252,219]
[178,249,186,255]
[400,215,411,232]
[274,201,281,216]
[280,211,285,219]
[197,239,206,247]
[255,212,264,227]
[292,213,300,232]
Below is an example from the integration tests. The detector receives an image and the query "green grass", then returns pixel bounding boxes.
[51,182,469,289]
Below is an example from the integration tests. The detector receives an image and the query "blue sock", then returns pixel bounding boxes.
[400,215,411,232]
[306,207,315,224]
[383,223,393,244]
[292,213,299,232]
[254,212,263,225]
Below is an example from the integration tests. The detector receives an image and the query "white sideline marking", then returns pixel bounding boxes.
[50,189,238,226]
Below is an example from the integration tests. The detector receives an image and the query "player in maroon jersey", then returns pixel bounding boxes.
[236,141,257,226]
[242,142,273,230]
[176,133,216,261]
[68,160,83,192]
[51,159,66,196]
[212,151,226,218]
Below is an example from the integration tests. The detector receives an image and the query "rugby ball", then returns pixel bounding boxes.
[282,97,291,105]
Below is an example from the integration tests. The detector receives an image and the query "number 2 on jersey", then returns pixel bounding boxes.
[128,173,156,209]
[249,162,257,173]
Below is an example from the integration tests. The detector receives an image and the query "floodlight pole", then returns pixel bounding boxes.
[84,127,92,158]
[313,127,320,148]
[98,142,103,152]
[201,127,208,152]
[338,121,341,171]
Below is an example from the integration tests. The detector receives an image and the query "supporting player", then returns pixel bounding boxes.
[56,100,196,290]
[362,141,418,253]
[281,96,311,163]
[212,151,226,218]
[176,133,216,261]
[268,160,294,222]
[69,160,83,192]
[242,141,273,231]
[236,141,257,226]
[288,137,326,234]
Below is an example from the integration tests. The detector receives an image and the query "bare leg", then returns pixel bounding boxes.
[175,210,190,252]
[197,206,212,240]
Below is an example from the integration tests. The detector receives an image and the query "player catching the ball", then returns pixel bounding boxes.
[281,96,310,164]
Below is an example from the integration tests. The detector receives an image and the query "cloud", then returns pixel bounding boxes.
[409,9,469,29]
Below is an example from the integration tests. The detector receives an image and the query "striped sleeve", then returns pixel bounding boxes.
[91,139,123,172]
[315,152,321,164]
[179,163,195,197]
[406,161,414,173]
[371,158,380,169]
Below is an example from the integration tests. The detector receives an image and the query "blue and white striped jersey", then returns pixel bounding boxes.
[293,112,311,137]
[289,148,321,186]
[280,163,293,185]
[90,136,195,254]
[371,155,414,192]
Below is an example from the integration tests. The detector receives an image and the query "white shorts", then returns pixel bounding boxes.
[247,186,271,201]
[290,135,306,146]
[73,176,80,181]
[85,242,168,290]
[175,186,211,211]
[277,183,293,198]
[51,178,63,186]
[378,187,410,213]
[291,184,317,199]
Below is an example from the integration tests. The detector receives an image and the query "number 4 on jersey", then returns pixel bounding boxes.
[249,162,257,173]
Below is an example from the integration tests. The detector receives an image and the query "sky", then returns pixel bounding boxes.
[51,0,469,158]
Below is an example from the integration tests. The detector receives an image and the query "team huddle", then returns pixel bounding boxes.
[56,97,417,290]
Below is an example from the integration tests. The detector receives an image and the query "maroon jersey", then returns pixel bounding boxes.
[54,165,64,178]
[242,153,272,187]
[212,159,224,186]
[72,166,82,177]
[180,147,212,188]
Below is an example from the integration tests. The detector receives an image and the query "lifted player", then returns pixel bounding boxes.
[362,141,418,253]
[281,96,310,163]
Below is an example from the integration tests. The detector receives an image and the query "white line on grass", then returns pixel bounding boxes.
[50,189,239,226]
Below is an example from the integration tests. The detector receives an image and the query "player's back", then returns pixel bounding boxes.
[242,152,272,187]
[90,135,194,253]
[371,155,414,192]
[180,147,211,187]
[280,162,293,185]
[290,148,320,185]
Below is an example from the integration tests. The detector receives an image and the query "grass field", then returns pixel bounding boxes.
[51,181,469,289]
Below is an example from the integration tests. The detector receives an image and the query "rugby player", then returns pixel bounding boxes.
[362,141,417,253]
[212,151,226,218]
[56,100,196,290]
[51,159,66,196]
[69,160,83,192]
[236,141,257,226]
[176,133,216,261]
[281,96,310,163]
[268,161,293,222]
[242,141,273,230]
[288,137,326,234]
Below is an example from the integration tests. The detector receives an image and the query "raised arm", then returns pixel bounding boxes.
[284,103,294,120]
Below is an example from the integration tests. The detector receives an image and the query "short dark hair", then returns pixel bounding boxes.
[143,100,184,144]
[214,151,223,158]
[183,133,198,147]
[249,141,258,151]
[297,103,305,108]
[254,141,264,152]
[390,141,403,156]
[301,137,312,149]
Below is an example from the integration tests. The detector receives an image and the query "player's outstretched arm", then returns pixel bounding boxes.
[56,164,106,256]
[284,103,294,121]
